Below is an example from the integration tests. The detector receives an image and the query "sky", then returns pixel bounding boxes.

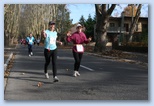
[67,4,148,24]
[66,4,95,24]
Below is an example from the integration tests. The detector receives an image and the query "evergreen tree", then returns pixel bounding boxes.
[79,15,86,26]
[84,14,96,41]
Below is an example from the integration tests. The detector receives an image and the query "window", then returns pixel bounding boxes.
[110,23,115,27]
[142,24,148,31]
[124,24,129,32]
[136,22,141,32]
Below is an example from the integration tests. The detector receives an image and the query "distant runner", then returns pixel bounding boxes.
[37,38,40,46]
[26,33,35,57]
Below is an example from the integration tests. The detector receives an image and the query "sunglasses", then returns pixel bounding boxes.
[77,27,82,29]
[49,24,55,25]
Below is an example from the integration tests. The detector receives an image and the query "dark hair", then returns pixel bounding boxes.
[49,21,55,25]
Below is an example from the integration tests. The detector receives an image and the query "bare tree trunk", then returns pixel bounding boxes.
[94,4,116,52]
[128,4,142,42]
[4,4,21,46]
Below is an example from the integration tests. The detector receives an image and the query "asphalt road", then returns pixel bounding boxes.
[4,44,148,100]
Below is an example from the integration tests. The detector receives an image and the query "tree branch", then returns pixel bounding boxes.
[95,4,102,15]
[102,4,106,12]
[107,4,116,15]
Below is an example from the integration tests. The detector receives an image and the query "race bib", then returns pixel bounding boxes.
[76,44,84,52]
[29,39,33,43]
[50,37,56,44]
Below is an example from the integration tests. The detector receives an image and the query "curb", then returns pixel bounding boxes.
[4,52,13,71]
[4,52,14,92]
[85,52,148,67]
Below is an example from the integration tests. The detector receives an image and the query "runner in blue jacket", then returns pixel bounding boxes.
[26,33,35,57]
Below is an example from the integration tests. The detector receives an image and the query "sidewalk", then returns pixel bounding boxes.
[4,44,17,67]
[4,52,11,64]
[4,44,17,91]
[86,50,148,68]
[122,51,148,63]
[84,42,148,64]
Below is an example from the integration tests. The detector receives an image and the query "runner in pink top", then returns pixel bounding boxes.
[66,24,92,77]
[67,30,89,53]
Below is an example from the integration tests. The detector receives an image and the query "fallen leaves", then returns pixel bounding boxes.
[66,69,69,71]
[4,54,15,78]
[21,73,25,75]
[4,71,10,78]
[101,50,137,58]
[37,82,43,87]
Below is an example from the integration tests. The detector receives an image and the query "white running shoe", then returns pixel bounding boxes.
[29,54,31,57]
[73,71,80,77]
[73,71,77,77]
[53,76,59,82]
[31,52,33,55]
[76,71,80,76]
[45,73,49,79]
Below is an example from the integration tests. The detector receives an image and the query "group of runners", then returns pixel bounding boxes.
[25,21,92,82]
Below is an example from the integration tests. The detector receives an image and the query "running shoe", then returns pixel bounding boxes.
[53,76,59,82]
[45,73,49,79]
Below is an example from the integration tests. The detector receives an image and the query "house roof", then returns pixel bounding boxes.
[109,16,148,20]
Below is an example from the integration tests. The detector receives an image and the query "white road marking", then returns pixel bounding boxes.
[80,65,94,72]
[57,56,73,60]
[58,56,94,71]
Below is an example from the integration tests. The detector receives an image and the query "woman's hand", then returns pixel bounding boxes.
[67,31,71,36]
[88,37,92,42]
[59,42,63,45]
[41,30,47,38]
[57,41,63,45]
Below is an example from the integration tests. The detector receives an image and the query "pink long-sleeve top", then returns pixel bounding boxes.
[66,31,89,53]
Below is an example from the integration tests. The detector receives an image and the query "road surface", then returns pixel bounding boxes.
[4,44,148,100]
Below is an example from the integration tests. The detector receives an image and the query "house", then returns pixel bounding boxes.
[106,14,148,46]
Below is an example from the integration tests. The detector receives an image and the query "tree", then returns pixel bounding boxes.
[4,4,21,46]
[124,4,137,17]
[94,4,116,52]
[19,4,57,38]
[84,14,96,41]
[56,5,73,42]
[79,15,86,26]
[128,4,142,42]
[4,4,72,46]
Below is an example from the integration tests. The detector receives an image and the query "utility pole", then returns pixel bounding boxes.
[129,4,134,42]
[132,4,134,23]
[119,11,124,46]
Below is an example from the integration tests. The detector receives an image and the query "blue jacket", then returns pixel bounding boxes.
[26,36,35,45]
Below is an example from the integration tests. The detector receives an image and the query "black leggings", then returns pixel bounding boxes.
[44,49,57,77]
[73,51,83,71]
[28,44,32,54]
